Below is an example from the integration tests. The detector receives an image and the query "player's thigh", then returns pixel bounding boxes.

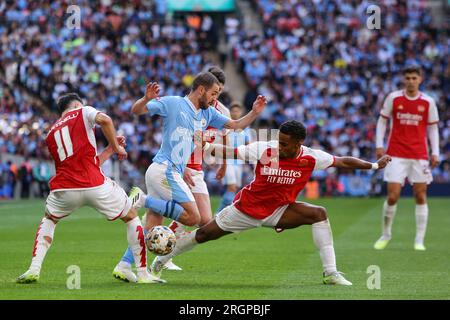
[145,162,195,203]
[45,190,83,219]
[193,192,212,226]
[408,159,433,185]
[384,157,409,186]
[84,178,131,221]
[275,202,327,229]
[215,205,262,233]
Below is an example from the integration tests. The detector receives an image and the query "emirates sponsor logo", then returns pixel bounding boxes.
[396,112,422,126]
[262,166,302,178]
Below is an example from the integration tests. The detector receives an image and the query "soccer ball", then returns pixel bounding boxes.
[145,225,176,256]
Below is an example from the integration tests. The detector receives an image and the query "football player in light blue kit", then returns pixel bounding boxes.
[113,72,267,282]
[217,101,253,212]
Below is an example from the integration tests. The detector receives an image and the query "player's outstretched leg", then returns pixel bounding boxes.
[17,215,57,284]
[150,220,229,280]
[275,202,352,286]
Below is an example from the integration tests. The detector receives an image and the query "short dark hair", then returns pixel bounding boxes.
[402,65,422,76]
[56,93,83,113]
[192,72,220,91]
[208,66,226,85]
[279,120,307,141]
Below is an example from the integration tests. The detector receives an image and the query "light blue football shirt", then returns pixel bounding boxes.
[147,96,229,174]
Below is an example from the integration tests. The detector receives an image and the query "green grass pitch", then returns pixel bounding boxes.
[0,197,449,299]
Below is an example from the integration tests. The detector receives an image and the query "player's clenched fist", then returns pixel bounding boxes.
[376,155,392,169]
[145,82,160,101]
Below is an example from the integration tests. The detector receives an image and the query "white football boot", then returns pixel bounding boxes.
[112,261,137,283]
[323,271,352,286]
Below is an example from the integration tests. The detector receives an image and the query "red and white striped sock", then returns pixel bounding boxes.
[30,217,56,274]
[126,217,147,268]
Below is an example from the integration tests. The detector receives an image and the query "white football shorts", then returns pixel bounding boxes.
[189,169,209,195]
[145,161,195,203]
[383,156,433,185]
[45,177,131,221]
[215,204,288,233]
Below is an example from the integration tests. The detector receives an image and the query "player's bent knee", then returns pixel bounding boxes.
[313,206,327,222]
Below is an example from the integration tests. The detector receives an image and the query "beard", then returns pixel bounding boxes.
[199,94,210,110]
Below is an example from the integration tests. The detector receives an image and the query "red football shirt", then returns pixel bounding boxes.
[46,106,105,191]
[380,90,439,160]
[233,141,335,219]
[187,100,230,171]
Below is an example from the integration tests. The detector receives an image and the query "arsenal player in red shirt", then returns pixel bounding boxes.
[374,66,440,251]
[16,93,161,284]
[150,120,391,286]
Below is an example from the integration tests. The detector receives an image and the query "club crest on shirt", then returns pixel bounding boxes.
[418,105,425,112]
[397,105,404,110]
[201,118,207,127]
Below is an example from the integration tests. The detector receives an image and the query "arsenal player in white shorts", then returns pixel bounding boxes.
[374,66,440,251]
[16,93,161,284]
[146,120,391,285]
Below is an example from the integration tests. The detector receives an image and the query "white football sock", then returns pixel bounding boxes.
[126,217,147,268]
[30,217,56,274]
[158,229,198,265]
[415,204,428,245]
[312,219,337,276]
[382,201,397,240]
[168,220,185,236]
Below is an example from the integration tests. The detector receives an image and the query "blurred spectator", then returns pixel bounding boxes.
[32,160,51,198]
[19,157,33,198]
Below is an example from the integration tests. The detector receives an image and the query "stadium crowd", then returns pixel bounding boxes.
[233,0,449,193]
[1,0,449,199]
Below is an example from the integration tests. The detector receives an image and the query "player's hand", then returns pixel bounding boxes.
[145,82,160,101]
[183,168,195,187]
[430,155,439,169]
[376,155,391,169]
[193,130,203,149]
[115,145,128,161]
[116,135,126,148]
[216,165,226,180]
[375,148,385,160]
[252,95,267,115]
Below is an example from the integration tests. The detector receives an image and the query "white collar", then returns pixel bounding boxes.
[184,96,201,114]
[403,90,421,101]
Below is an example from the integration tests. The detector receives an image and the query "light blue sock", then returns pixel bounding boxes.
[121,229,149,265]
[145,197,184,221]
[217,191,236,213]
